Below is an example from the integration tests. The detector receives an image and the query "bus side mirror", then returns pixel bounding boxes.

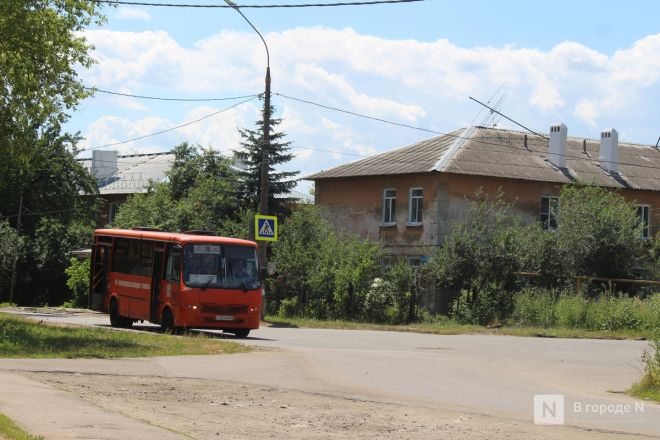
[259,267,267,282]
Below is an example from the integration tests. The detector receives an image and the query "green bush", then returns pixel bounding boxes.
[512,287,557,327]
[451,282,511,325]
[271,205,382,321]
[555,184,642,282]
[363,261,414,324]
[65,257,90,307]
[277,297,299,319]
[640,338,660,388]
[510,288,660,331]
[554,295,586,328]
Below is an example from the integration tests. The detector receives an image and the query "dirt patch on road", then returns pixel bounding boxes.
[23,371,647,440]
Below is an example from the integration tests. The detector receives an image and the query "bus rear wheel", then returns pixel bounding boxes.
[109,298,132,328]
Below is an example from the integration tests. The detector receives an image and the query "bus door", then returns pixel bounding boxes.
[150,243,166,322]
[90,238,112,311]
[160,244,182,320]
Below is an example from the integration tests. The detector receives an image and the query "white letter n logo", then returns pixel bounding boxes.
[534,394,565,425]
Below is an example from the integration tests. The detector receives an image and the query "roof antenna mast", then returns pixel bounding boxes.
[469,96,548,139]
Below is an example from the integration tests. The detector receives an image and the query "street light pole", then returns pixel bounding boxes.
[224,0,271,267]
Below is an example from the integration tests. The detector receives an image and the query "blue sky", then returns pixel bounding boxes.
[68,0,660,192]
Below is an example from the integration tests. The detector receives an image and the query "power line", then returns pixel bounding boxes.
[87,0,423,7]
[275,92,443,136]
[276,92,660,170]
[78,96,258,154]
[0,208,77,220]
[85,87,261,103]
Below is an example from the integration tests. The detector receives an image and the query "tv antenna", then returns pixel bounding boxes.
[469,82,506,127]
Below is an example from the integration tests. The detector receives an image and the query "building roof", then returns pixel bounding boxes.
[306,129,462,179]
[78,151,312,200]
[306,126,660,191]
[78,152,173,195]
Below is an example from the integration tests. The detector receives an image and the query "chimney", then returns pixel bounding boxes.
[91,150,118,180]
[599,128,618,174]
[549,123,567,168]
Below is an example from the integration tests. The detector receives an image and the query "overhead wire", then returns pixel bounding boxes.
[73,88,660,174]
[85,87,261,103]
[78,95,259,154]
[87,0,423,7]
[275,92,660,171]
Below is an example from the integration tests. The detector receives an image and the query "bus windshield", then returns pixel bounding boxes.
[183,243,259,290]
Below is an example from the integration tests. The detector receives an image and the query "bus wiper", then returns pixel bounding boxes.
[239,278,248,293]
[201,276,215,291]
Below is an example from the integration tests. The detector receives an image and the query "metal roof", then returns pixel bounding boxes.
[305,129,463,179]
[307,126,660,192]
[447,127,660,191]
[78,152,173,195]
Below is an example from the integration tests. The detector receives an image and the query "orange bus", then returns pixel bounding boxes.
[89,228,262,337]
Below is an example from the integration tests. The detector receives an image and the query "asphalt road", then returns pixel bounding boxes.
[2,309,659,437]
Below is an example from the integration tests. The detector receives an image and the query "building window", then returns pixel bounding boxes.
[409,188,423,224]
[540,196,560,231]
[108,202,119,223]
[382,189,396,225]
[636,205,650,239]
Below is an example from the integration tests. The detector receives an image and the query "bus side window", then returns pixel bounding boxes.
[165,246,181,282]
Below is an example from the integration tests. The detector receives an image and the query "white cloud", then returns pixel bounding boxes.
[75,28,660,175]
[530,77,564,112]
[115,7,151,21]
[574,99,599,128]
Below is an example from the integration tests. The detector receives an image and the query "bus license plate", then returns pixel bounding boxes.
[215,315,234,321]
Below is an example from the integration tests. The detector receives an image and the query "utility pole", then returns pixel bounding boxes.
[225,0,271,270]
[261,67,271,219]
[8,192,23,304]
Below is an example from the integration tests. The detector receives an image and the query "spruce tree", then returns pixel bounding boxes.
[235,104,299,216]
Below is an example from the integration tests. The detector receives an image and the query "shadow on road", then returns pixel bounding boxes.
[263,320,299,329]
[95,323,276,341]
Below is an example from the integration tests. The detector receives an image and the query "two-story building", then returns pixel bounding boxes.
[307,125,660,264]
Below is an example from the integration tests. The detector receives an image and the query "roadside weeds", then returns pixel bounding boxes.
[264,315,653,340]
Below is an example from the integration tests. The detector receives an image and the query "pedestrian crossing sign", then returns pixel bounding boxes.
[255,215,278,241]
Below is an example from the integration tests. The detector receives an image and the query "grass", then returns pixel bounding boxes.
[628,339,660,403]
[0,313,251,359]
[0,412,43,440]
[264,315,652,340]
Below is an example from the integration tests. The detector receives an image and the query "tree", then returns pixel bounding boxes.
[0,1,104,304]
[234,104,299,216]
[555,184,642,280]
[269,205,382,320]
[113,144,251,238]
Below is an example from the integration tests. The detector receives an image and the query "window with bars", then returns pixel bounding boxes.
[540,196,560,231]
[408,188,423,224]
[382,189,396,225]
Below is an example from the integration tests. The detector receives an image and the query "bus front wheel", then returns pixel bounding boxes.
[161,307,176,333]
[233,329,250,338]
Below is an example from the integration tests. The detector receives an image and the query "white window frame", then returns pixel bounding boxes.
[540,196,560,231]
[408,187,423,225]
[635,204,651,240]
[382,188,396,225]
